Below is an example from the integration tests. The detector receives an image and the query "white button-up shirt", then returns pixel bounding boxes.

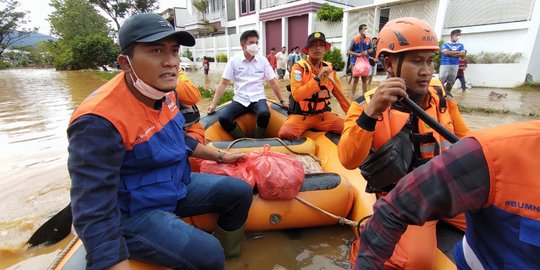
[222,54,276,107]
[275,51,288,69]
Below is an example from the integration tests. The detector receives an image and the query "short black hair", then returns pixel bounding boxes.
[240,30,259,43]
[359,24,367,32]
[121,43,136,58]
[271,47,275,51]
[450,29,461,36]
[282,46,286,49]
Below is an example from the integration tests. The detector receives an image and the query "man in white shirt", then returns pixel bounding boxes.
[207,30,290,139]
[275,46,288,79]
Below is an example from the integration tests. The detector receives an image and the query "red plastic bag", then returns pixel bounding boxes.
[249,145,304,200]
[352,56,370,77]
[200,158,256,188]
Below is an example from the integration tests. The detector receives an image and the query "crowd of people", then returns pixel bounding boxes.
[65,11,537,270]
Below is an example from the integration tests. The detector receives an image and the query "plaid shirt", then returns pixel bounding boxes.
[354,138,490,269]
[68,113,199,270]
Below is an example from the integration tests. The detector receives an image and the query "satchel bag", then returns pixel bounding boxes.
[360,128,413,193]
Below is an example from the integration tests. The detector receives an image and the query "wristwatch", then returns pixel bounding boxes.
[216,150,225,163]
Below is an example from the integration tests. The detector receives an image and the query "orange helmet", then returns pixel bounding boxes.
[376,17,439,58]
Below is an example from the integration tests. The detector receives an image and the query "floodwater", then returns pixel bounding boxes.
[0,68,538,270]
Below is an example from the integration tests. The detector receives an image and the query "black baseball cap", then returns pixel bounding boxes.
[302,32,331,54]
[119,13,195,51]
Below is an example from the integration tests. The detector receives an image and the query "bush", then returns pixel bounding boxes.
[316,3,343,22]
[216,53,228,62]
[182,49,193,61]
[323,47,345,71]
[434,40,444,73]
[198,86,234,105]
[71,34,119,69]
[467,52,522,64]
[0,60,11,69]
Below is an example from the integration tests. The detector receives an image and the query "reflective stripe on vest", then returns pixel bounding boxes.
[462,236,485,270]
[419,140,451,155]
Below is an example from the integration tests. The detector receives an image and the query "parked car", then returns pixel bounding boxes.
[180,57,197,71]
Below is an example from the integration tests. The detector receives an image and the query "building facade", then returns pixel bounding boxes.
[342,0,540,87]
[166,0,540,86]
[167,0,361,61]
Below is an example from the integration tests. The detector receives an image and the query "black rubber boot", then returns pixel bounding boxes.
[228,125,245,139]
[213,224,245,258]
[255,127,266,138]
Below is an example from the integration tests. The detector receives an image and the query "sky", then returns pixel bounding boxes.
[17,0,181,36]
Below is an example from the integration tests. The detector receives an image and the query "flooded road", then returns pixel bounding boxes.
[0,68,538,269]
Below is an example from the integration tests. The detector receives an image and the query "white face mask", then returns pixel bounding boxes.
[454,36,460,42]
[126,57,170,100]
[246,44,259,56]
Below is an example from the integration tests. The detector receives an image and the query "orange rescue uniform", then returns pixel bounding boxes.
[338,79,470,269]
[176,71,204,171]
[278,59,350,139]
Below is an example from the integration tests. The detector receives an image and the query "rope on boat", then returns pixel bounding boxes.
[48,235,80,270]
[294,195,371,234]
[225,137,321,163]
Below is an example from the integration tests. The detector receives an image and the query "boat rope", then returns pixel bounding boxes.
[48,235,80,270]
[225,137,321,163]
[294,195,371,234]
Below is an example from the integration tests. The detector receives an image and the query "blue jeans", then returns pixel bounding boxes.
[120,173,252,270]
[218,99,270,131]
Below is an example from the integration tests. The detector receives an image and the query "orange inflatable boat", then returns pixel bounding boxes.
[49,101,458,269]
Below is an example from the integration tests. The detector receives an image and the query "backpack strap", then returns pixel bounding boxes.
[432,85,447,114]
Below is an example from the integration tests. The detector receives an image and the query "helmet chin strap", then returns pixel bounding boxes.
[395,53,405,78]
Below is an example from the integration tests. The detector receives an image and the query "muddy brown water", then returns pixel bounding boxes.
[1,68,538,269]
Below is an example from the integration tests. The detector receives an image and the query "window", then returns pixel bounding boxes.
[240,0,255,15]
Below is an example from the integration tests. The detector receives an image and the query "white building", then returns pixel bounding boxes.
[163,0,362,61]
[163,0,540,87]
[342,0,540,87]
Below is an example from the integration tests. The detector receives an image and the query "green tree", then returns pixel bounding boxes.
[48,0,114,70]
[182,48,193,61]
[323,47,345,71]
[316,3,343,22]
[89,0,159,31]
[71,34,119,69]
[49,0,110,41]
[0,0,37,56]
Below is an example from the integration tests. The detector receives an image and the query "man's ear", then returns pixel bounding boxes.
[383,56,395,77]
[117,55,131,72]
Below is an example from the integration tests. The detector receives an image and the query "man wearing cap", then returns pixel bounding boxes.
[278,32,350,139]
[67,13,253,270]
[207,30,289,139]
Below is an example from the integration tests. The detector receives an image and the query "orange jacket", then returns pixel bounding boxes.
[290,59,350,114]
[176,71,201,106]
[456,120,540,268]
[338,79,469,169]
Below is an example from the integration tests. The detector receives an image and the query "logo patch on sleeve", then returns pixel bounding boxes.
[294,73,302,81]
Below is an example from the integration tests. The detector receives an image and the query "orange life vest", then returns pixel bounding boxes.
[289,59,335,115]
[364,85,454,160]
[454,121,540,268]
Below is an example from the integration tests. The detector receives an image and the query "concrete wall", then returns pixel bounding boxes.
[466,63,527,88]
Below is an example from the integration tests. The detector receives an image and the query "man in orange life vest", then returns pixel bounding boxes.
[338,17,470,269]
[278,32,350,139]
[347,24,372,96]
[67,13,253,270]
[176,69,205,171]
[354,120,540,269]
